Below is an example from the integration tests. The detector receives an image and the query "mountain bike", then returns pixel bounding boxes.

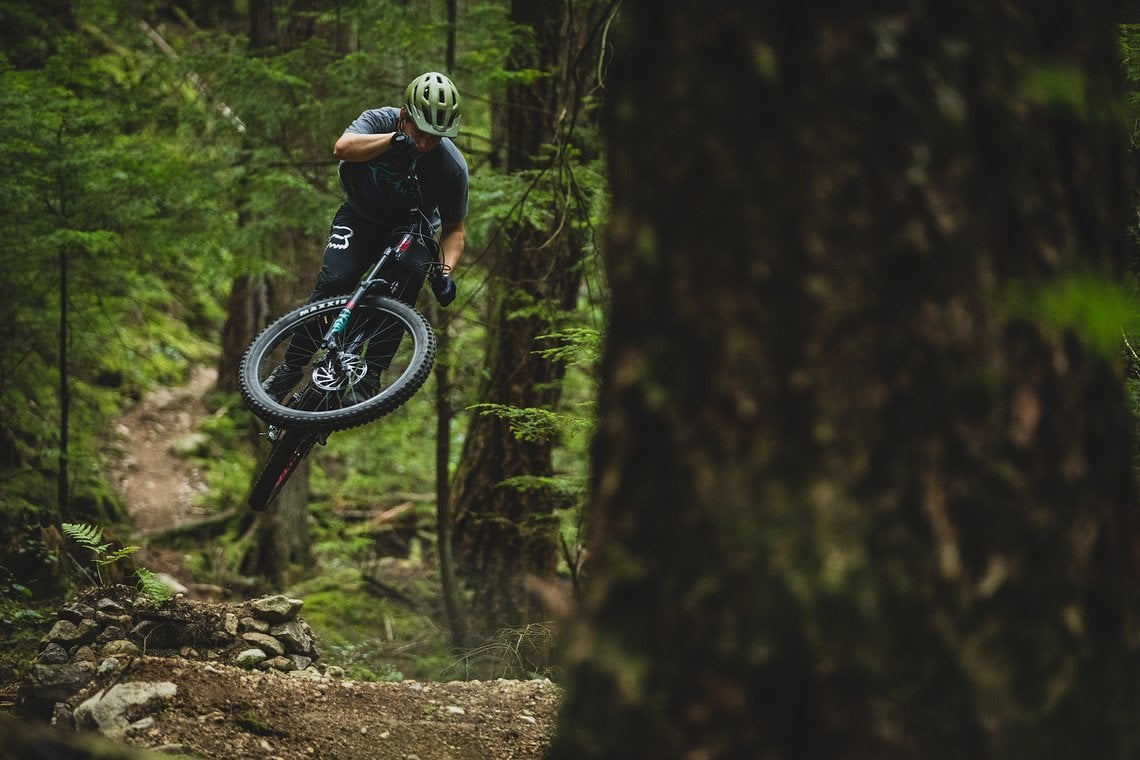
[238,172,445,511]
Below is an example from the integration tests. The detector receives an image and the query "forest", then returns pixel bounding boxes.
[2,0,1140,757]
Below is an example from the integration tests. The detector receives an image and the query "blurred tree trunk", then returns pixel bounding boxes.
[449,0,601,640]
[219,0,326,580]
[551,1,1140,758]
[229,228,313,580]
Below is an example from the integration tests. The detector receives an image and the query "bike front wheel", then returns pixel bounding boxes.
[239,296,436,432]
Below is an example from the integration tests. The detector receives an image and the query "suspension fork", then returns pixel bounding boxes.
[318,227,417,353]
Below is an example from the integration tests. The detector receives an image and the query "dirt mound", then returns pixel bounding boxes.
[14,590,560,759]
[75,657,558,760]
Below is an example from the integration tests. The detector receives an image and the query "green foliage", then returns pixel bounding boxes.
[1121,24,1140,144]
[236,709,273,735]
[286,565,449,682]
[446,622,559,680]
[310,395,437,507]
[188,394,258,512]
[61,521,139,580]
[0,9,235,535]
[1006,274,1140,357]
[61,521,171,601]
[135,567,174,603]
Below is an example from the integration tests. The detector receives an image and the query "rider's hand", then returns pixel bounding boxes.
[389,132,418,169]
[431,272,457,307]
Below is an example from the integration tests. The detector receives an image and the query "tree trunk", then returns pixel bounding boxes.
[57,243,70,522]
[219,0,346,580]
[238,457,312,583]
[449,0,599,640]
[448,259,574,634]
[550,1,1140,758]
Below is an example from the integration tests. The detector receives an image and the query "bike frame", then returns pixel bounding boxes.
[312,172,435,391]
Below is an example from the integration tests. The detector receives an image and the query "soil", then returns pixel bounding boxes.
[9,365,563,759]
[76,655,559,760]
[107,365,217,534]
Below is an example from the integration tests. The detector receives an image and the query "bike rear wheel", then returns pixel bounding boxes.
[239,296,436,432]
[247,428,319,511]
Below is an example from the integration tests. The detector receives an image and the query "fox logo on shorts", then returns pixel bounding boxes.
[327,225,354,250]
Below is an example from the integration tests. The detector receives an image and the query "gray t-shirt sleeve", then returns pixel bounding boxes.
[436,146,469,225]
[344,107,399,135]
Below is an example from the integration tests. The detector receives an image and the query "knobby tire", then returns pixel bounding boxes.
[238,296,436,432]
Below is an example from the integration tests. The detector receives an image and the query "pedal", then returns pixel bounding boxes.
[267,425,281,443]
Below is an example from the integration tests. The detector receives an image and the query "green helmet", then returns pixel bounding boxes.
[404,72,461,138]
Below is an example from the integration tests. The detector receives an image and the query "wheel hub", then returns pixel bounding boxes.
[311,353,369,392]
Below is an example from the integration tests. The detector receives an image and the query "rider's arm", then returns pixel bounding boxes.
[439,219,466,272]
[332,131,399,162]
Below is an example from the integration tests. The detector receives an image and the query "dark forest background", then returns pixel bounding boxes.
[3,1,1140,756]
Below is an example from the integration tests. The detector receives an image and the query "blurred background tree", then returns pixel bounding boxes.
[550,0,1140,757]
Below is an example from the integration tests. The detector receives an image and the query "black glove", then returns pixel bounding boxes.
[389,132,418,169]
[430,271,457,307]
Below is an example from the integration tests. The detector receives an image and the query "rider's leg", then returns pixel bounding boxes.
[345,238,436,402]
[308,204,389,303]
[263,206,389,402]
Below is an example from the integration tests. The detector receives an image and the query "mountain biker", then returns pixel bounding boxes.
[262,71,467,402]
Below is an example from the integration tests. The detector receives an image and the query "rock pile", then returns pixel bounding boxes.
[23,587,328,719]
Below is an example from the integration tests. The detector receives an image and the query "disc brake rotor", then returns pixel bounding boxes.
[311,353,369,392]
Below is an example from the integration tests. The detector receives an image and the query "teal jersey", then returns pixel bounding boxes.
[337,106,469,229]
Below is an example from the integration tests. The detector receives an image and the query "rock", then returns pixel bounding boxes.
[241,632,285,657]
[264,656,296,672]
[96,598,126,615]
[57,603,96,624]
[96,624,127,644]
[37,643,69,665]
[223,613,240,637]
[131,620,159,638]
[270,620,314,655]
[26,588,323,708]
[45,619,98,647]
[74,681,178,740]
[30,662,97,704]
[287,667,322,680]
[52,701,74,726]
[130,716,155,732]
[102,639,142,656]
[154,744,186,754]
[235,649,267,668]
[241,616,270,633]
[249,595,303,623]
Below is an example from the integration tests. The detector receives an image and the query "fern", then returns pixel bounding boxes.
[61,522,110,555]
[61,522,141,585]
[136,568,173,603]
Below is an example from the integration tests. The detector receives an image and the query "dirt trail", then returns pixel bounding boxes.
[106,365,218,534]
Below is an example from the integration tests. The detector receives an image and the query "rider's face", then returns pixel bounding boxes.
[399,111,443,154]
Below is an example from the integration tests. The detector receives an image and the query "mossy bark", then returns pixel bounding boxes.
[551,1,1140,758]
